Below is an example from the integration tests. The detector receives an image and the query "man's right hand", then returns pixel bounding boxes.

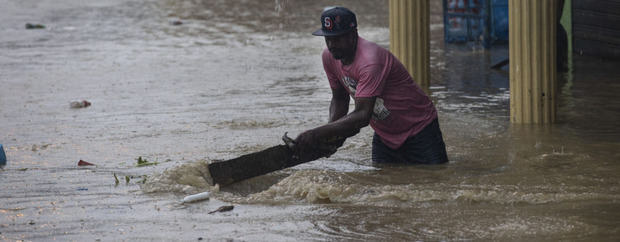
[314,137,346,158]
[294,132,352,161]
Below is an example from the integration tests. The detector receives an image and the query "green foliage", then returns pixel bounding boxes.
[114,173,120,186]
[136,156,158,167]
[25,23,45,29]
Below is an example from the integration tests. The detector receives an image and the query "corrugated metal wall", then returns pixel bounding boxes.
[573,0,620,59]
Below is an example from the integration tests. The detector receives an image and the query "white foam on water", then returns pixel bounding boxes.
[483,216,591,239]
[242,170,620,206]
[141,159,218,194]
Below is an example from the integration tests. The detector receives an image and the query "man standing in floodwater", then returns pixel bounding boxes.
[294,7,448,164]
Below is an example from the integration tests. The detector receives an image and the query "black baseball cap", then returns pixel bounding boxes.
[312,7,357,36]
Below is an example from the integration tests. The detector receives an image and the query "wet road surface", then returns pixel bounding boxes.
[1,0,620,241]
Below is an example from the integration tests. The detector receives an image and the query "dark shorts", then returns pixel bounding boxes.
[372,118,448,164]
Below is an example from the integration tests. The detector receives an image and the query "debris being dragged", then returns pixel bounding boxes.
[208,205,234,214]
[25,23,45,29]
[182,191,210,204]
[70,100,91,108]
[136,156,158,167]
[77,160,95,166]
[0,144,6,167]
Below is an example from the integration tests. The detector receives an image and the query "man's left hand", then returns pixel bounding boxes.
[294,130,345,160]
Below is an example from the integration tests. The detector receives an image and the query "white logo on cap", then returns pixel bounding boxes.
[324,17,333,30]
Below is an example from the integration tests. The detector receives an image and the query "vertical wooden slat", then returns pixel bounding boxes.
[541,0,549,123]
[531,0,540,123]
[549,0,557,123]
[509,0,516,122]
[389,0,430,91]
[509,0,558,124]
[402,0,408,78]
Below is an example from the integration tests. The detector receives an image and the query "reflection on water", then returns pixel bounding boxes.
[1,0,619,241]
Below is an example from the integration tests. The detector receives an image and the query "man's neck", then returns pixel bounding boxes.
[340,37,358,66]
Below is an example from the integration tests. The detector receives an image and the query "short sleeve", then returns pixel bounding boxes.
[354,63,388,98]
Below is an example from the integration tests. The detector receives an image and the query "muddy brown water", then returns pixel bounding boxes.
[2,0,620,241]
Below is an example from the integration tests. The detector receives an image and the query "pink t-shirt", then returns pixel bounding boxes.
[322,37,437,149]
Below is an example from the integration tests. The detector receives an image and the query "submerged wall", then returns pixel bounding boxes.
[573,0,620,59]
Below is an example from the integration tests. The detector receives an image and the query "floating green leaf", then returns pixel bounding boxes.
[114,173,120,186]
[25,23,45,29]
[136,156,158,167]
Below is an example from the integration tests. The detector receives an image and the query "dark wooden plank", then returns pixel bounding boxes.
[574,38,620,59]
[207,144,333,186]
[573,0,620,59]
[574,25,620,45]
[207,145,293,186]
[573,9,620,31]
[573,0,620,15]
[206,131,349,186]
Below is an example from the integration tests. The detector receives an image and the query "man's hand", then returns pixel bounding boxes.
[294,129,351,161]
[293,129,321,160]
[316,137,346,158]
[294,129,318,150]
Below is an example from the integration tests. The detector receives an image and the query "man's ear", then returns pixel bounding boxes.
[351,29,358,38]
[348,30,358,42]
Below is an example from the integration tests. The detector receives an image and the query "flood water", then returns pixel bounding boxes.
[2,0,620,241]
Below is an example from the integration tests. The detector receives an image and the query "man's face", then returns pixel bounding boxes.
[325,32,356,60]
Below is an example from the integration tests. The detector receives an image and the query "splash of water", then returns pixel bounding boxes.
[274,0,285,16]
[274,0,288,31]
[141,159,218,194]
[241,170,620,206]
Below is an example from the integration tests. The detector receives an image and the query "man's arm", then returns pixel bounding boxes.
[329,86,350,123]
[295,93,375,149]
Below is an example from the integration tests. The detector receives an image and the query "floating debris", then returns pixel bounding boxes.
[70,100,91,109]
[77,160,95,166]
[182,191,210,204]
[171,20,183,26]
[125,176,130,184]
[0,144,6,167]
[114,173,120,186]
[208,205,234,214]
[136,156,158,167]
[25,23,45,29]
